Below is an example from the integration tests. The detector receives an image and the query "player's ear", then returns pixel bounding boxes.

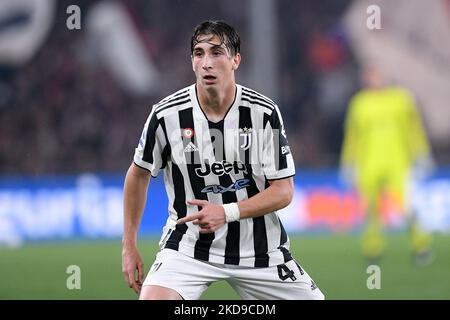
[191,55,195,72]
[232,53,241,71]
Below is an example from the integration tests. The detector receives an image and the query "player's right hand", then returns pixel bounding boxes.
[122,244,144,295]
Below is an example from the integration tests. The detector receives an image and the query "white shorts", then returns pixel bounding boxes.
[143,248,325,300]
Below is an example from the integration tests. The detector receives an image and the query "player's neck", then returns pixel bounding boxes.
[197,82,236,122]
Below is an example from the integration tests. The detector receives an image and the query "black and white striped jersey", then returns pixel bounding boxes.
[134,84,296,267]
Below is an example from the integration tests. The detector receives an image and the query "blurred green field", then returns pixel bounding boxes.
[0,233,449,300]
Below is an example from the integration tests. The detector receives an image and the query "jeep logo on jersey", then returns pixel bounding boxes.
[194,160,247,177]
[201,179,250,194]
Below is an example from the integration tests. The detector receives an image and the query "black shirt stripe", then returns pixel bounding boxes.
[142,111,159,164]
[263,111,288,171]
[165,163,188,251]
[238,106,270,267]
[178,108,214,262]
[159,117,170,170]
[279,246,293,263]
[279,216,288,245]
[208,120,240,265]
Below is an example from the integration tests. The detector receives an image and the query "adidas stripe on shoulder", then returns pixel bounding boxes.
[155,88,190,107]
[241,87,275,111]
[155,88,191,115]
[154,88,191,114]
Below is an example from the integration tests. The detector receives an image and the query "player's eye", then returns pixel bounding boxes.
[212,49,224,56]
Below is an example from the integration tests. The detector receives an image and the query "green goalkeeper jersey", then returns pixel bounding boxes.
[341,86,430,174]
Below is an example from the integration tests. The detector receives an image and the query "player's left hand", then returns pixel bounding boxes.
[176,199,226,233]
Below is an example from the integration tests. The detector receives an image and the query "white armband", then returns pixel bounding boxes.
[222,203,240,223]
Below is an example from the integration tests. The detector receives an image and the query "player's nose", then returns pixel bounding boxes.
[202,55,212,70]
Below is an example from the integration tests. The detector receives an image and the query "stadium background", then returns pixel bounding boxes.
[1,0,449,299]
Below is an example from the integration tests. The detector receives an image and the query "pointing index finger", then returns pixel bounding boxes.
[177,213,202,225]
[187,199,209,206]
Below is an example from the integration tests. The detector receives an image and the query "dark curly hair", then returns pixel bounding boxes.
[191,20,240,57]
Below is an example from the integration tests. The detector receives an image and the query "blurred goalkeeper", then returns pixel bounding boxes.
[340,64,434,265]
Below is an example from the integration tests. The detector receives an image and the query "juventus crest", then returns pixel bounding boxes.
[239,127,253,150]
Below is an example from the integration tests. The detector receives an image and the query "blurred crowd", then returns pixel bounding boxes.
[0,0,364,175]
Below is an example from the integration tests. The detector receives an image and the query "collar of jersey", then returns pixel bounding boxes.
[192,84,241,124]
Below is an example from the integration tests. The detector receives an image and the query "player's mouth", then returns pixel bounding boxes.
[203,75,217,84]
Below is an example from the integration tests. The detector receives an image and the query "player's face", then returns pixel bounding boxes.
[362,65,385,89]
[191,35,240,90]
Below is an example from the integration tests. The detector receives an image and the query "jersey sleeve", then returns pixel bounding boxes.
[262,105,296,180]
[133,106,168,177]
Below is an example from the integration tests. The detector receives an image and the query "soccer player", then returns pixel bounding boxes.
[340,64,434,265]
[122,20,324,300]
